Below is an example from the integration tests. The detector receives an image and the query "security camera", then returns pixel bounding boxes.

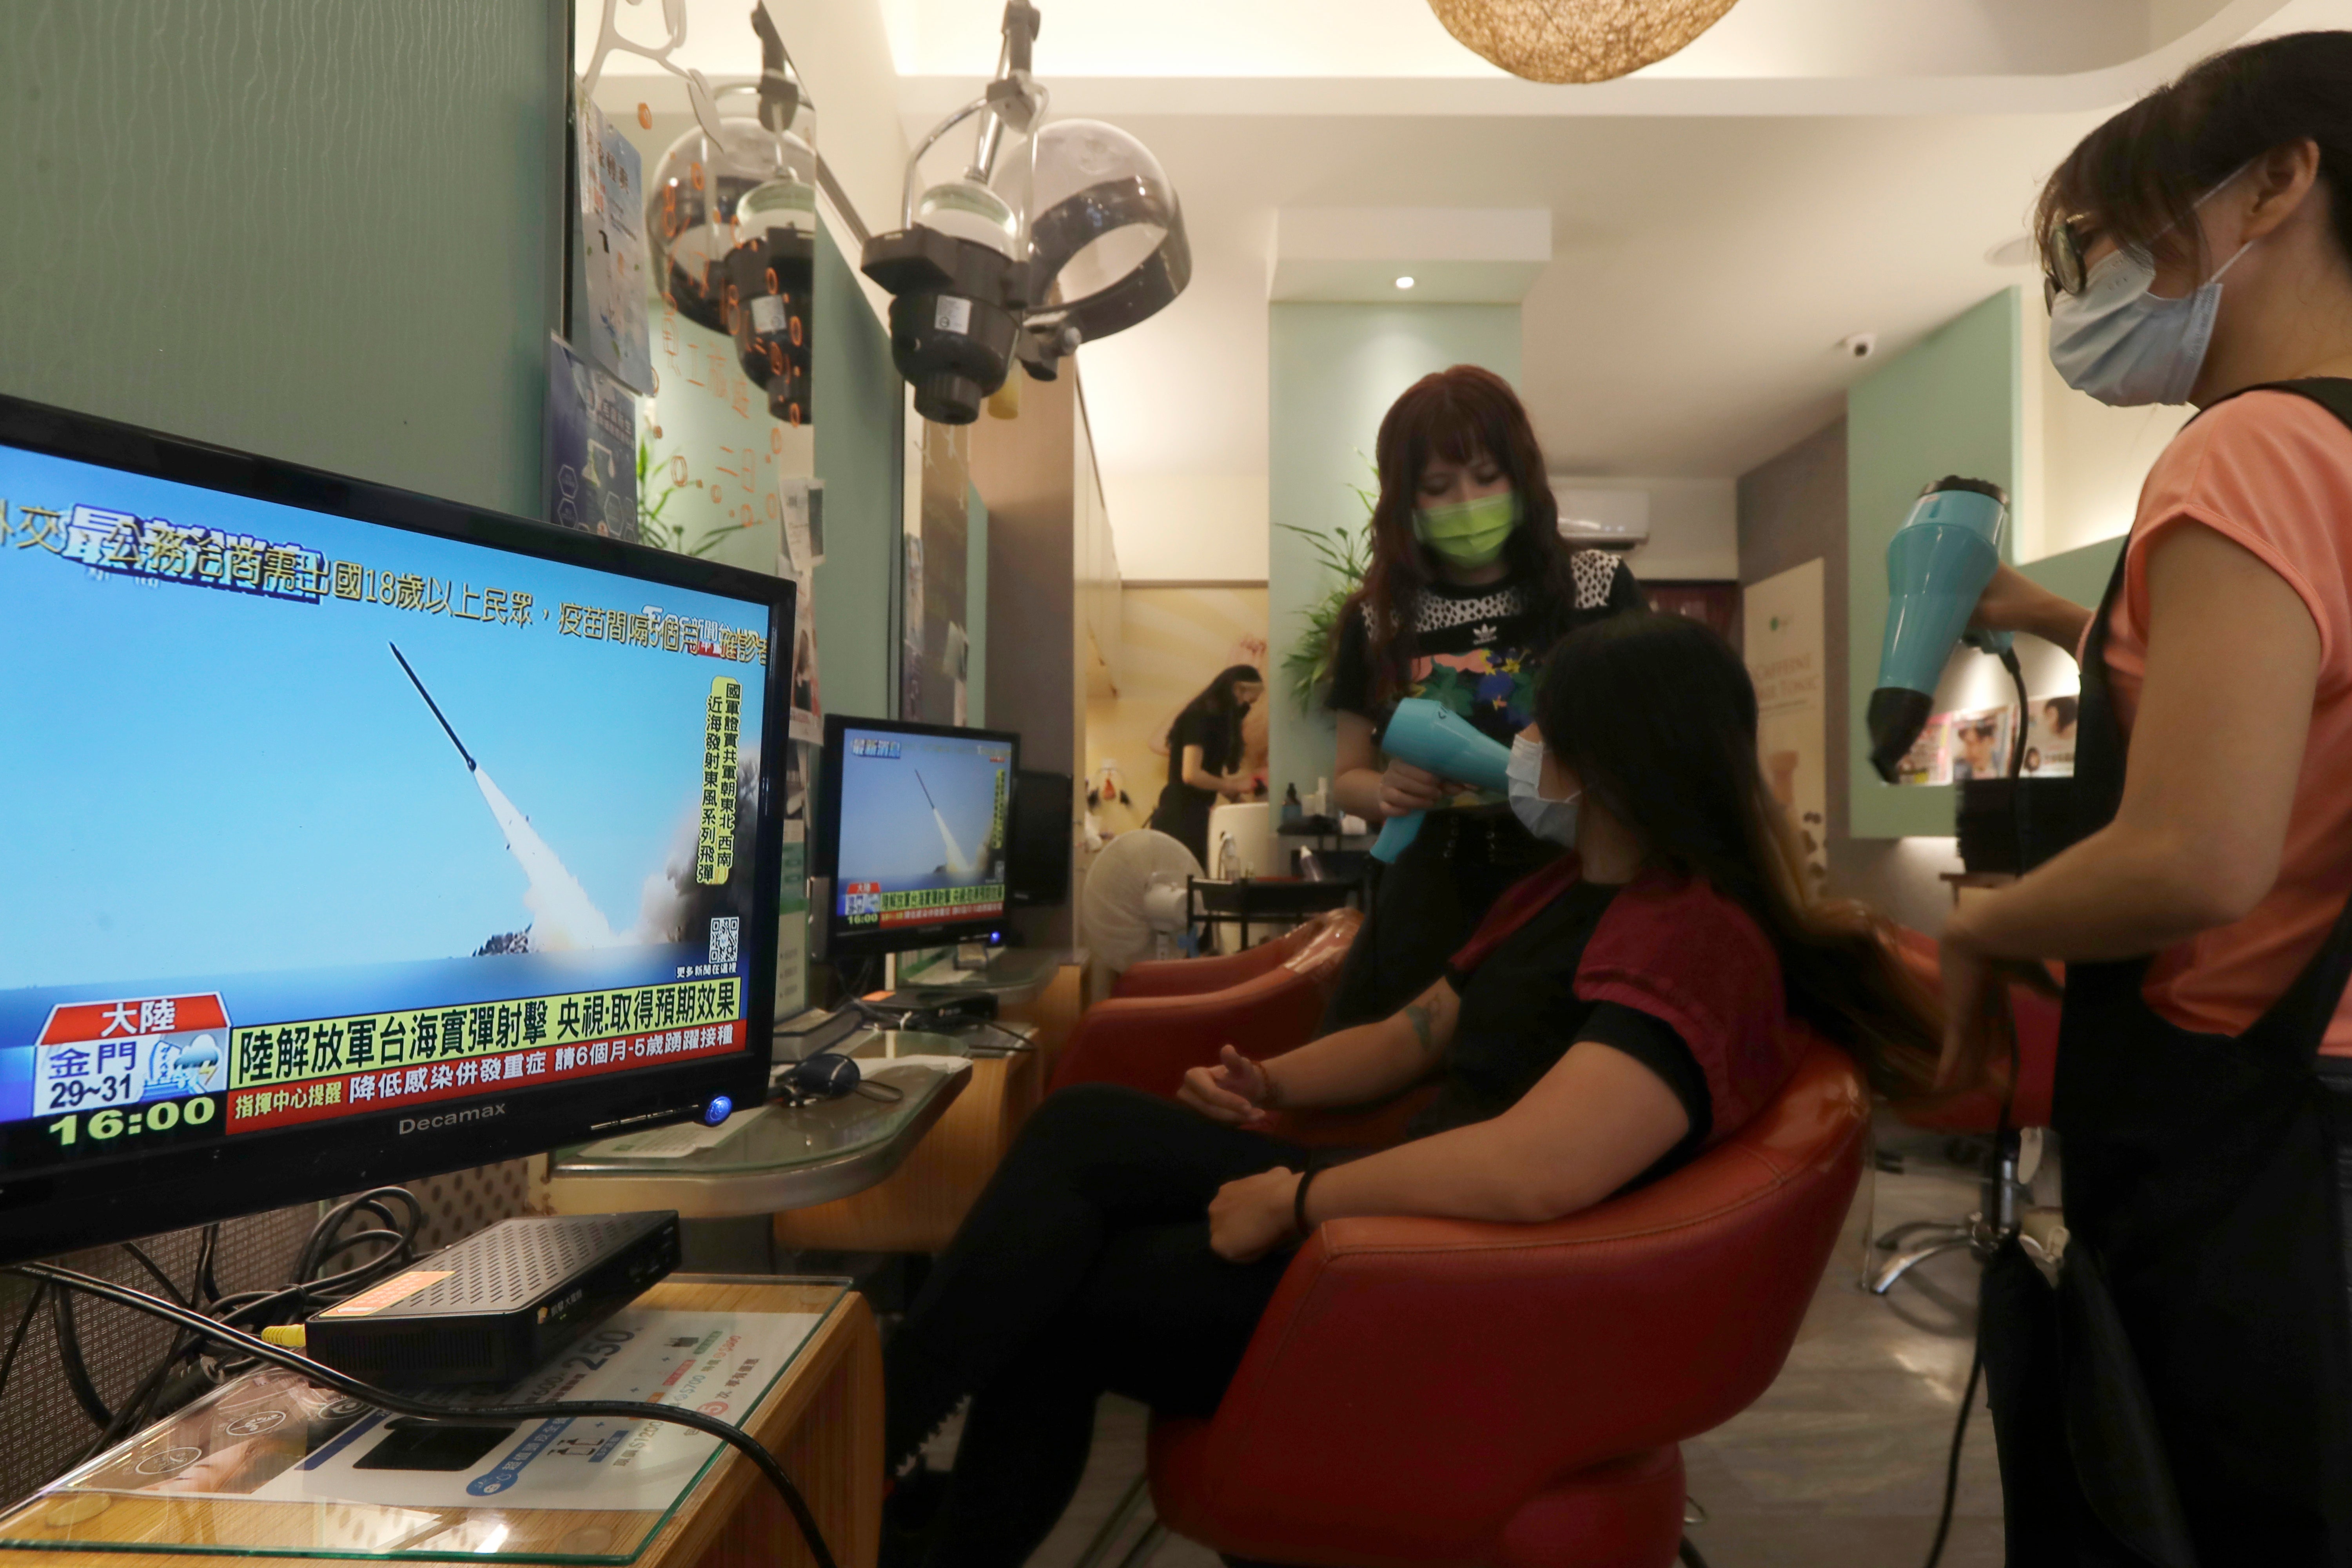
[1839,332,1878,360]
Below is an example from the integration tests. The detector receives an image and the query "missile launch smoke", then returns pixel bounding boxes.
[473,766,620,950]
[914,770,977,879]
[931,808,975,880]
[392,643,623,953]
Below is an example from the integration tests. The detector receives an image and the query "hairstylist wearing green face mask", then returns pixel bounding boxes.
[1320,365,1646,1031]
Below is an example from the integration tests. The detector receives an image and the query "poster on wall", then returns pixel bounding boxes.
[900,534,926,719]
[572,83,651,394]
[1945,705,2018,783]
[1741,559,1828,892]
[1891,716,1950,786]
[786,572,821,744]
[2022,695,2077,777]
[775,821,808,1016]
[638,295,813,564]
[543,334,639,541]
[902,421,971,724]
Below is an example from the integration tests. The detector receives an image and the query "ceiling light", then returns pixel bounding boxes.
[1427,0,1741,84]
[1395,275,1416,290]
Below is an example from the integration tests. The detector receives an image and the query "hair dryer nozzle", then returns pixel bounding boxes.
[1867,687,1935,783]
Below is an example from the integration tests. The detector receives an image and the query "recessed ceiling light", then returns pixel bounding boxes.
[1985,235,2034,267]
[1395,275,1416,290]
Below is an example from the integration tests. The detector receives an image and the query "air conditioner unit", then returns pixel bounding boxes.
[1551,485,1650,552]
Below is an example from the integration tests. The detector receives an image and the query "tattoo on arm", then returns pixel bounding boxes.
[1404,999,1441,1058]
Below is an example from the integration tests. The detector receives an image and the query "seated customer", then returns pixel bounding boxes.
[881,612,1937,1567]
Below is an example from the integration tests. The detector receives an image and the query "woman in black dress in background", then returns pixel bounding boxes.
[1147,664,1264,866]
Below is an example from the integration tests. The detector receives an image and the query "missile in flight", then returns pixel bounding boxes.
[390,642,476,771]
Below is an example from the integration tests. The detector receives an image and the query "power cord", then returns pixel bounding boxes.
[1920,987,2023,1568]
[7,1262,838,1568]
[1922,1347,1986,1568]
[26,1190,432,1470]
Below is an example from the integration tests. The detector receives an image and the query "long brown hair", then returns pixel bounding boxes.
[1534,612,1942,1097]
[2036,32,2352,282]
[1342,365,1589,709]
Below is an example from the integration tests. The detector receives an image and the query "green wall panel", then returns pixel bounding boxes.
[1266,302,1522,799]
[2022,535,2123,609]
[0,0,564,515]
[1846,287,2023,840]
[811,225,901,722]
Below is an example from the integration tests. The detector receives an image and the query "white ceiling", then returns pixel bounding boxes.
[599,0,2350,491]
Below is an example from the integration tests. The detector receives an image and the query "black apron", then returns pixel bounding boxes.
[1985,378,2352,1566]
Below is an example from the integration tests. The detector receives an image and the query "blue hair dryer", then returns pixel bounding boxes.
[1369,698,1515,863]
[1867,476,2013,783]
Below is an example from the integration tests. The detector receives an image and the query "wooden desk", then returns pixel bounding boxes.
[0,1278,879,1568]
[1002,958,1086,1087]
[769,956,1090,1254]
[769,1050,1042,1254]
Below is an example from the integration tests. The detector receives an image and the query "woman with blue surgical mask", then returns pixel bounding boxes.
[1945,32,2352,1563]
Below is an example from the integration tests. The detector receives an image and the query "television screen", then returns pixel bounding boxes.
[0,396,791,1261]
[816,717,1016,956]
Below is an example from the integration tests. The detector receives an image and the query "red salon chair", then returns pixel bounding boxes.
[1083,1034,1869,1568]
[1867,928,2062,1294]
[1049,909,1362,1100]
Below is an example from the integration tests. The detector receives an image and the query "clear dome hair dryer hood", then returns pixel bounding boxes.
[860,3,1191,424]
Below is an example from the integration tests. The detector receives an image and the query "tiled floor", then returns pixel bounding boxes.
[924,1113,2021,1568]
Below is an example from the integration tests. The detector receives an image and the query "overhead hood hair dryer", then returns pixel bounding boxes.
[1369,698,1514,863]
[1866,476,2013,783]
[860,2,1191,424]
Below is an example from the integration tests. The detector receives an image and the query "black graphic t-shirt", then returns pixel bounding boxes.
[1327,552,1643,804]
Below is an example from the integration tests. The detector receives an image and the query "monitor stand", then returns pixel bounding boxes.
[893,946,1060,1004]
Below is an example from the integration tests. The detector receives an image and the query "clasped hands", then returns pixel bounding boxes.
[1183,1045,1305,1263]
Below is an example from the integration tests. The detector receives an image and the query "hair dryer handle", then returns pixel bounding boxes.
[1371,810,1423,864]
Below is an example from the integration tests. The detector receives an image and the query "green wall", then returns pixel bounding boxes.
[1846,287,2024,839]
[811,224,903,721]
[2022,534,2122,609]
[0,0,564,514]
[1266,303,1523,798]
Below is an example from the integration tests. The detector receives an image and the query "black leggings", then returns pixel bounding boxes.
[885,1083,1310,1566]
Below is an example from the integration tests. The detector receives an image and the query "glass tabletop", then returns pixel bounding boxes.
[553,1031,965,1178]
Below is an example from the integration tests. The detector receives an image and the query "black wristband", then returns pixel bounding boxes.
[1292,1165,1319,1239]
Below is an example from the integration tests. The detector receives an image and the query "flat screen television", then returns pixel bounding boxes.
[0,393,793,1264]
[811,715,1018,958]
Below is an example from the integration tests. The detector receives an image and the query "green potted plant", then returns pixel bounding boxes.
[1276,458,1377,711]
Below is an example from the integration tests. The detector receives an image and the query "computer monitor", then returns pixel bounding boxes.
[812,715,1017,958]
[0,394,793,1265]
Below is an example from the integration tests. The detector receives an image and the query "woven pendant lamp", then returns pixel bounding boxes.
[1428,0,1740,83]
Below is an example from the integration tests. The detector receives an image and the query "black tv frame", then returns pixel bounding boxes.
[0,392,793,1264]
[811,713,1020,960]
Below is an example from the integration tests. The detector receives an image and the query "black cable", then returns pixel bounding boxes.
[0,1281,47,1406]
[93,1191,428,1440]
[1922,992,2022,1568]
[49,1286,113,1428]
[2000,645,2031,780]
[193,1224,222,1307]
[117,1242,190,1308]
[1923,1345,1986,1568]
[10,1263,839,1568]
